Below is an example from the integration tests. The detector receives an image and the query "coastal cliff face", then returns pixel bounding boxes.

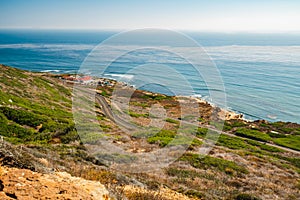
[0,65,300,200]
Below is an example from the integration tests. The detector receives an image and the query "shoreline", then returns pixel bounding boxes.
[6,64,297,124]
[6,64,296,125]
[58,73,275,124]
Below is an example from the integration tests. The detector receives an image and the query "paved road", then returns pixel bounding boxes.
[95,94,300,155]
[95,94,136,131]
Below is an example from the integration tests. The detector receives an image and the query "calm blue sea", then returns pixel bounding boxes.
[0,30,299,123]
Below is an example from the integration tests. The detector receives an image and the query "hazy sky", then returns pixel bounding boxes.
[1,0,300,32]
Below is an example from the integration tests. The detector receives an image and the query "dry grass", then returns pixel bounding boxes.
[123,185,195,200]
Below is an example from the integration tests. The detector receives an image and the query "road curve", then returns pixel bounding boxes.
[95,94,136,131]
[95,94,300,155]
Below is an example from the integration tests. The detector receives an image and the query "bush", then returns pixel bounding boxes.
[165,118,179,125]
[147,130,176,147]
[130,101,149,108]
[180,153,248,175]
[196,127,208,138]
[166,168,198,178]
[141,94,172,101]
[231,120,247,127]
[267,131,286,138]
[274,155,300,169]
[273,135,300,151]
[0,107,46,127]
[0,112,8,123]
[235,128,271,142]
[235,193,261,200]
[0,123,34,140]
[132,127,161,138]
[279,127,294,134]
[217,135,250,149]
[127,111,149,118]
[246,139,283,152]
[147,129,201,147]
[166,167,215,180]
[224,120,246,131]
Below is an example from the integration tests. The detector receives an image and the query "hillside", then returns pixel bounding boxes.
[0,64,299,200]
[0,64,76,145]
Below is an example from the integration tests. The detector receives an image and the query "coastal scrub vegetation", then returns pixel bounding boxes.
[1,65,300,200]
[235,128,271,142]
[0,65,76,144]
[180,153,248,175]
[273,135,300,151]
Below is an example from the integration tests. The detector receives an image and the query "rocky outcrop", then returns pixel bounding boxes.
[0,166,110,200]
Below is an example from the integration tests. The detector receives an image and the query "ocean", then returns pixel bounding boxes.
[0,29,299,123]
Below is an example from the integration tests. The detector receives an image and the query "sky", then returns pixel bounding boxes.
[0,0,300,32]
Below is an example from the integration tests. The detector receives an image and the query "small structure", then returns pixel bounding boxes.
[77,76,93,84]
[62,75,76,81]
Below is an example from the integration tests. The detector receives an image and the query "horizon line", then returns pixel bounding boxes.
[1,27,300,34]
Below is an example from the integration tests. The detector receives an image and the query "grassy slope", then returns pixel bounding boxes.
[0,64,76,144]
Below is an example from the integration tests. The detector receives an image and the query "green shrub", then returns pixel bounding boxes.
[259,123,269,127]
[132,127,161,138]
[246,139,283,152]
[197,117,205,122]
[166,168,198,178]
[223,122,233,131]
[147,136,172,147]
[279,127,294,134]
[0,112,8,123]
[165,118,179,124]
[147,129,201,147]
[127,111,149,118]
[152,129,176,138]
[231,120,247,127]
[0,123,34,140]
[274,155,300,169]
[180,153,248,175]
[235,128,271,142]
[217,135,250,149]
[225,120,247,131]
[130,101,149,108]
[271,121,285,128]
[99,88,110,97]
[147,130,176,147]
[0,107,46,127]
[273,135,300,151]
[267,131,286,138]
[166,167,215,180]
[196,127,208,138]
[235,193,261,200]
[141,94,172,101]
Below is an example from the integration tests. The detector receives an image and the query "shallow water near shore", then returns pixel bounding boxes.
[0,30,299,123]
